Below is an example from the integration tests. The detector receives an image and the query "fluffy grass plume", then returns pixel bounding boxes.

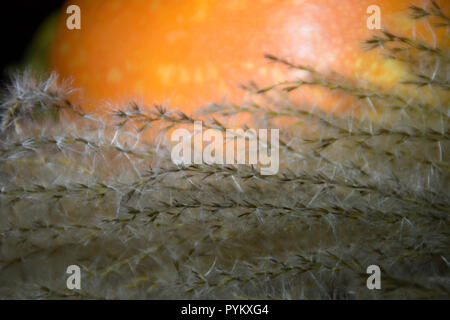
[0,2,449,299]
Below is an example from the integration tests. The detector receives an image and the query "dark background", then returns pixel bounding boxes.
[0,1,65,82]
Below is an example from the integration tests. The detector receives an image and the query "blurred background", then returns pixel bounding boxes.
[0,1,64,82]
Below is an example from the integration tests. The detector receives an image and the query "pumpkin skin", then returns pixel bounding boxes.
[50,0,447,114]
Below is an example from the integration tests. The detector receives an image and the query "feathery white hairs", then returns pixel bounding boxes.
[0,2,449,299]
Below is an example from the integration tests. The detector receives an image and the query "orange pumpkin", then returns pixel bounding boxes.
[50,0,447,115]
